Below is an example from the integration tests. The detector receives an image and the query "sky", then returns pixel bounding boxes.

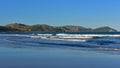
[0,0,120,30]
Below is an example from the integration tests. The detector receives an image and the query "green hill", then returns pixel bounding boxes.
[0,23,117,32]
[5,23,32,31]
[93,27,117,32]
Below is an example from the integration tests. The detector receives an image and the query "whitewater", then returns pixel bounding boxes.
[1,33,120,50]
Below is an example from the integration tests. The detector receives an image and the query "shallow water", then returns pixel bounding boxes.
[1,34,120,68]
[1,47,120,68]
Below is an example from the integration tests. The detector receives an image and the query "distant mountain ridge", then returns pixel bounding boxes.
[0,23,117,32]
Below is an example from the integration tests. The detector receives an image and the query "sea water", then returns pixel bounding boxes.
[1,32,120,68]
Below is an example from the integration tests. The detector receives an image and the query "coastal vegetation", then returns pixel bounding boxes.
[0,23,117,32]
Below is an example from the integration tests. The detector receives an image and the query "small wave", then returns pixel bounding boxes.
[1,34,120,51]
[4,36,120,51]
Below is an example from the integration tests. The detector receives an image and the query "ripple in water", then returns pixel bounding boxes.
[1,34,120,55]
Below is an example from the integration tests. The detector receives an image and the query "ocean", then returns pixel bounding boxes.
[1,32,120,68]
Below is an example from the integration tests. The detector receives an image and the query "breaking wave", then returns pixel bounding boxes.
[1,33,120,51]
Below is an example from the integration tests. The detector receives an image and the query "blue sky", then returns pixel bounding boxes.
[0,0,120,30]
